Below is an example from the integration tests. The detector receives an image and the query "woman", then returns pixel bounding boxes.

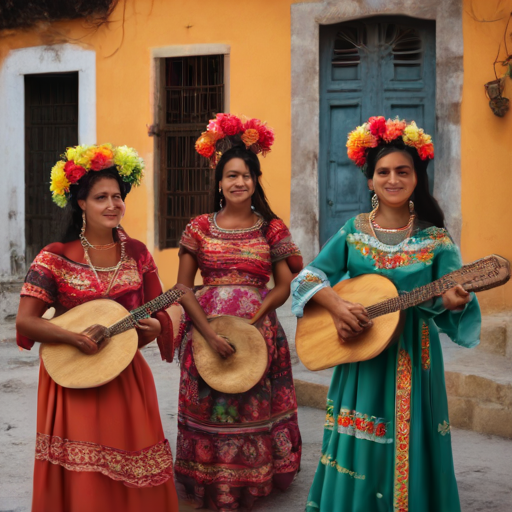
[291,117,481,512]
[16,144,179,512]
[174,114,303,511]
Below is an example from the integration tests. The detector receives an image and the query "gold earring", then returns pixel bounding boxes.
[81,211,86,238]
[409,200,414,213]
[371,193,379,210]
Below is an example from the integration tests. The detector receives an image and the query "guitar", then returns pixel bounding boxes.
[39,288,185,389]
[295,255,510,371]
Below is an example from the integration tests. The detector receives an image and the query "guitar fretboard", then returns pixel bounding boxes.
[366,255,508,319]
[106,288,185,337]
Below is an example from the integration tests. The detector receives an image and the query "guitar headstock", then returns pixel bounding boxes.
[452,255,511,293]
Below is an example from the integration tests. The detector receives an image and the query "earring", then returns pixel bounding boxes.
[409,200,414,213]
[81,211,86,238]
[371,193,379,210]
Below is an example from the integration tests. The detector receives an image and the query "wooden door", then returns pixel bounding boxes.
[319,17,436,245]
[25,72,79,264]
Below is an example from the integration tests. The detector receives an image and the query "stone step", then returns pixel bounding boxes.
[477,314,512,359]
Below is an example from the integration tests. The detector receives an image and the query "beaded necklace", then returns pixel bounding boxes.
[369,208,415,241]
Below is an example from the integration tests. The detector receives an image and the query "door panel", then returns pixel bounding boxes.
[319,16,436,245]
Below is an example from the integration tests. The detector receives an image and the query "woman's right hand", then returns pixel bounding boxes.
[71,333,100,355]
[206,333,236,358]
[330,299,372,342]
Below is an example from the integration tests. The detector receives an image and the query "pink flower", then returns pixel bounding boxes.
[217,113,243,136]
[64,161,87,183]
[243,118,275,152]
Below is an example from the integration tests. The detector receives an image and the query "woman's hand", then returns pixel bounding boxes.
[136,318,162,345]
[206,333,236,358]
[72,333,100,355]
[330,299,373,342]
[442,285,470,311]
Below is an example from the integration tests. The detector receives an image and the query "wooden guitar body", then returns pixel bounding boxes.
[296,274,401,371]
[40,300,138,389]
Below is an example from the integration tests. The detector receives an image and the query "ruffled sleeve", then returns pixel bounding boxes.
[291,220,352,317]
[416,231,481,348]
[179,216,206,256]
[17,251,58,350]
[139,247,177,362]
[265,218,303,273]
[20,251,58,305]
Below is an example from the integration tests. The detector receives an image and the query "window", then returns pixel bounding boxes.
[158,55,224,249]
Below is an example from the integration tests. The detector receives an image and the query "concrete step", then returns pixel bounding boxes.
[477,314,512,359]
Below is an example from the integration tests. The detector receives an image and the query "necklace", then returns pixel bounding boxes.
[80,232,125,296]
[369,208,415,239]
[80,238,118,251]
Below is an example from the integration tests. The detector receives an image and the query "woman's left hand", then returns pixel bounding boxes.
[442,285,470,311]
[136,317,162,340]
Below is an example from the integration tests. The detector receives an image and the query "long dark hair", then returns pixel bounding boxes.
[61,167,132,242]
[364,143,445,228]
[213,146,278,223]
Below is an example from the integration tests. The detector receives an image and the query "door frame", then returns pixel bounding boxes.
[291,0,463,264]
[0,44,96,277]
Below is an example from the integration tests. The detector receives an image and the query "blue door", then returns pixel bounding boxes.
[319,17,436,245]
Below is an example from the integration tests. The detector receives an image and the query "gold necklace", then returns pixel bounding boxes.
[80,234,126,296]
[369,208,415,239]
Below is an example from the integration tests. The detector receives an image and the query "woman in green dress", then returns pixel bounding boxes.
[291,117,481,512]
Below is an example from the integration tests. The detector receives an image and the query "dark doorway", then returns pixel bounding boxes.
[24,72,79,263]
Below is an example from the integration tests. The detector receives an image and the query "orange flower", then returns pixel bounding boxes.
[195,131,220,158]
[383,118,406,143]
[241,128,260,147]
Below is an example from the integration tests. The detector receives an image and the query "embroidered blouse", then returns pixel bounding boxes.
[179,213,302,287]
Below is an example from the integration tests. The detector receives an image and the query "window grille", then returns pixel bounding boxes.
[159,55,224,249]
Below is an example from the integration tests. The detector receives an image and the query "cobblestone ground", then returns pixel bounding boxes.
[1,338,511,512]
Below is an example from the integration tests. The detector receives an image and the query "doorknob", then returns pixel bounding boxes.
[327,200,334,207]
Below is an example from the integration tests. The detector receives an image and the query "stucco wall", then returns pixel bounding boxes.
[461,0,512,312]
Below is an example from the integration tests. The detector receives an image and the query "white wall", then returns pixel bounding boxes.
[0,44,96,277]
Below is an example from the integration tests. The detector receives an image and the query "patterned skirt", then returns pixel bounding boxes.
[174,285,302,511]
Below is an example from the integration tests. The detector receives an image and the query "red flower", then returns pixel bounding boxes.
[90,152,113,171]
[64,161,87,183]
[418,142,434,160]
[347,147,367,167]
[375,423,387,437]
[368,116,387,138]
[217,113,243,136]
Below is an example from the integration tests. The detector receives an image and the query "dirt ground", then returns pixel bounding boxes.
[1,338,511,512]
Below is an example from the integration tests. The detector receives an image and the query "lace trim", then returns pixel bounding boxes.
[35,433,174,488]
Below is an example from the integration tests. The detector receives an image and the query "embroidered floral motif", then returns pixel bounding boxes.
[438,421,451,436]
[347,227,454,270]
[394,349,412,512]
[319,454,365,480]
[35,433,174,488]
[421,322,431,370]
[324,399,334,430]
[336,408,392,444]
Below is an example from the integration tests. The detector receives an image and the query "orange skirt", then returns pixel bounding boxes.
[32,351,178,512]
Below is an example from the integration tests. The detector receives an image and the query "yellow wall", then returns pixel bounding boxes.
[462,1,512,313]
[2,0,511,312]
[0,0,307,289]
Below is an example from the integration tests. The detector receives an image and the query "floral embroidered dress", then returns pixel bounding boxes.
[291,214,481,512]
[175,213,303,511]
[17,234,179,512]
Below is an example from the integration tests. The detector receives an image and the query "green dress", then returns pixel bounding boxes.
[291,214,481,512]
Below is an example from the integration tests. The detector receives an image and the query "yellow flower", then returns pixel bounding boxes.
[49,161,70,195]
[403,121,420,144]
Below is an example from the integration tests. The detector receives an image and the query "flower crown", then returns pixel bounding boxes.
[346,116,434,170]
[50,143,145,207]
[195,113,275,167]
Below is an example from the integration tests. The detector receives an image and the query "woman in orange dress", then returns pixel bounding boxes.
[16,144,179,512]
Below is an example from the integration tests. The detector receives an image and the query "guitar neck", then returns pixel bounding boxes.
[107,288,185,337]
[366,254,509,320]
[366,277,455,319]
